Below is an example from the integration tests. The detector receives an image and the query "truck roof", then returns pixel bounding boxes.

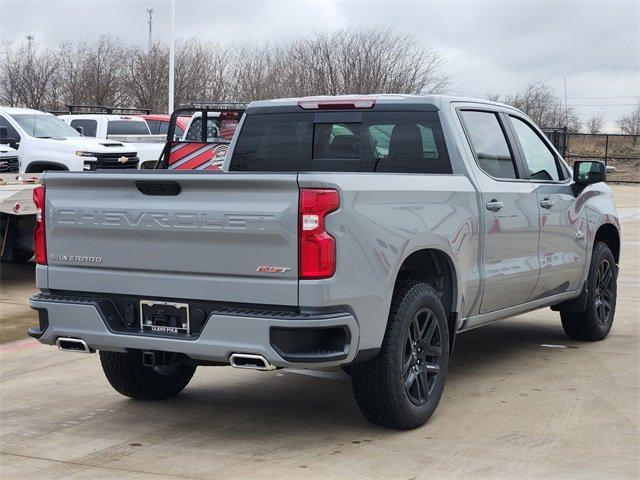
[0,106,50,115]
[58,114,149,122]
[246,94,510,111]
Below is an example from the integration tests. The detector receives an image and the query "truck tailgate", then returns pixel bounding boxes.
[43,172,299,305]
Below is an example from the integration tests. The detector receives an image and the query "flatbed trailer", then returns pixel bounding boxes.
[0,173,40,263]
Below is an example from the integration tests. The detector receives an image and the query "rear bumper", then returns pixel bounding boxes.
[29,294,360,368]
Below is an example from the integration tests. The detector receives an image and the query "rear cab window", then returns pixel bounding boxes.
[106,120,150,136]
[229,111,452,174]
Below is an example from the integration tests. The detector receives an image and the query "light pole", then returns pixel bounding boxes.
[168,0,175,113]
[146,7,153,52]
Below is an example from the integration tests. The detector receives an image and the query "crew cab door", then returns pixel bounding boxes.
[457,108,541,314]
[506,114,587,298]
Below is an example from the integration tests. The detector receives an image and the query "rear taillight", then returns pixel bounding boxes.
[33,185,46,265]
[299,189,340,279]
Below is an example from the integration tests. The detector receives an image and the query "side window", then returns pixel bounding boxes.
[510,116,561,181]
[70,119,97,137]
[146,120,159,134]
[460,110,517,179]
[0,115,21,145]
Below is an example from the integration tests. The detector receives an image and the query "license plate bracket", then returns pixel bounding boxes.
[140,300,190,335]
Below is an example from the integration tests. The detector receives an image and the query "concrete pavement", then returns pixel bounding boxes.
[1,185,638,479]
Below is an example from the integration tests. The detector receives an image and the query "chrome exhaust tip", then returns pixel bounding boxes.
[56,337,92,354]
[229,353,276,371]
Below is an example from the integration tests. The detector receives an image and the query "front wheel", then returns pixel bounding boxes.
[561,241,617,341]
[351,282,449,429]
[100,350,196,400]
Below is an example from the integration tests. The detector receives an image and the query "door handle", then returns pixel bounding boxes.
[485,199,504,212]
[540,197,554,209]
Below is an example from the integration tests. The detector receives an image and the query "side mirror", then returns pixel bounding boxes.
[573,160,606,185]
[74,126,84,135]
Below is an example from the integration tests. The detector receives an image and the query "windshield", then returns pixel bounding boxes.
[12,113,80,138]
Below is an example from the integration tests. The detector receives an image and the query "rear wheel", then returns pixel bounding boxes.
[99,350,196,400]
[351,282,449,429]
[561,241,617,341]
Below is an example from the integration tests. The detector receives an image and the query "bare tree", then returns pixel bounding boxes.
[0,39,60,110]
[0,28,449,112]
[123,43,169,112]
[616,101,640,135]
[585,113,605,134]
[496,80,582,132]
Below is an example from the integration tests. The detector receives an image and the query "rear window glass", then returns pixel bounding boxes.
[230,111,451,173]
[107,120,150,136]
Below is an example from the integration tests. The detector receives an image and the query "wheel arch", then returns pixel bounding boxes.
[25,161,69,173]
[393,248,458,352]
[594,223,620,264]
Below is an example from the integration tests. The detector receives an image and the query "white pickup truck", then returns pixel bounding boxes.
[0,107,139,172]
[59,114,164,165]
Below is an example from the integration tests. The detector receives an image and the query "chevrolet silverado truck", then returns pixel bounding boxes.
[28,95,620,429]
[0,107,140,172]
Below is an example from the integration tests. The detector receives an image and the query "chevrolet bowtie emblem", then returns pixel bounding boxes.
[117,156,128,164]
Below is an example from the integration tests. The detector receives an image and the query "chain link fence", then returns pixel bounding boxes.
[543,127,640,183]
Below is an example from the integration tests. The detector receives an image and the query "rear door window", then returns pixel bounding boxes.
[460,110,518,179]
[230,111,451,173]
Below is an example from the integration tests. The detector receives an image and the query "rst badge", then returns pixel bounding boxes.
[256,265,291,274]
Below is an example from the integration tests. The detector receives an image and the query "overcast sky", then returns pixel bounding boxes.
[0,0,638,131]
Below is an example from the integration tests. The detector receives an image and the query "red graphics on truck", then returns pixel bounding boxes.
[166,141,227,170]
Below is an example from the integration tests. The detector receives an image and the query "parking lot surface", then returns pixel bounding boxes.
[1,185,638,480]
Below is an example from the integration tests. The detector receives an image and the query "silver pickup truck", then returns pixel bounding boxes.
[28,95,620,429]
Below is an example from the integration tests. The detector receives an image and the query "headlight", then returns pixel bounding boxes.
[75,151,97,157]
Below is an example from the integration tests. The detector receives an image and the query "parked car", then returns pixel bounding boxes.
[28,95,620,430]
[58,113,163,165]
[0,107,139,172]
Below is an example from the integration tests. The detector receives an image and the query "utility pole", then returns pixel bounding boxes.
[146,7,154,52]
[168,0,175,113]
[563,77,568,125]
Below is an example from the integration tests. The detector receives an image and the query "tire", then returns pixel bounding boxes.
[99,350,196,400]
[561,241,617,341]
[351,282,449,429]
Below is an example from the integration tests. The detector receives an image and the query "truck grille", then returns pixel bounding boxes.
[0,156,19,173]
[86,152,139,170]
